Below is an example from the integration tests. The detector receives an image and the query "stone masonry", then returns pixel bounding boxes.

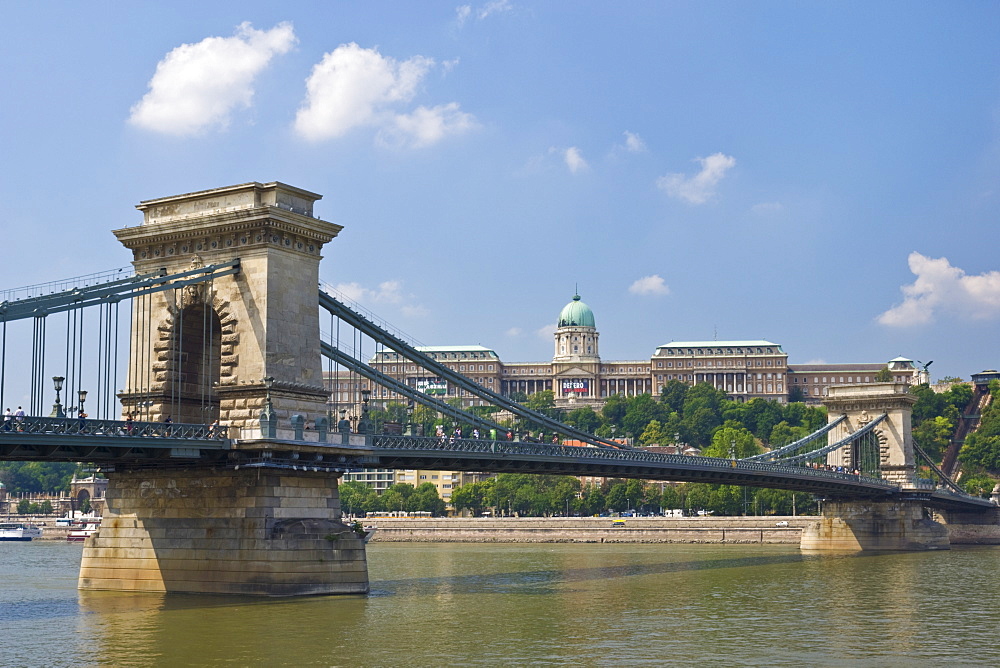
[113,182,341,437]
[79,468,369,596]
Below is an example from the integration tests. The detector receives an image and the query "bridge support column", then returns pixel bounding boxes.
[801,500,949,551]
[79,467,368,596]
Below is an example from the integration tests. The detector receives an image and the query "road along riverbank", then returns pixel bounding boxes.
[365,516,809,544]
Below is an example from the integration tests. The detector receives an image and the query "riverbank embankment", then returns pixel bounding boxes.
[365,516,809,544]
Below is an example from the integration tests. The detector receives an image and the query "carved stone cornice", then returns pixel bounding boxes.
[824,394,917,413]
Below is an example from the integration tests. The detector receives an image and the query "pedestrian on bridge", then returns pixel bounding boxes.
[15,406,25,430]
[3,408,11,431]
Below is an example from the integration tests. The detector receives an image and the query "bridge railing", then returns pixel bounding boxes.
[0,415,227,440]
[371,435,899,489]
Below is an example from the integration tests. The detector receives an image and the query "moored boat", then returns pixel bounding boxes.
[0,522,44,541]
[66,522,100,542]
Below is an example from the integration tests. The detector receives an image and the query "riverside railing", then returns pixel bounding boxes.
[0,415,227,440]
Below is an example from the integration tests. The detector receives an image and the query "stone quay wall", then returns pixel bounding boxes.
[364,517,808,544]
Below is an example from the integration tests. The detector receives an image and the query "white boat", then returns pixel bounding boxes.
[0,522,44,541]
[67,522,100,542]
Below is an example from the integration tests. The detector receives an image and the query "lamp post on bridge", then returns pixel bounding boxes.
[50,376,66,418]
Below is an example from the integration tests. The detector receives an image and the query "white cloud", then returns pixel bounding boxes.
[564,146,588,174]
[536,324,557,340]
[629,275,670,296]
[381,103,477,148]
[657,152,736,204]
[333,280,405,305]
[623,131,647,153]
[402,304,431,318]
[295,43,475,147]
[506,327,522,337]
[479,0,513,19]
[752,201,784,215]
[129,22,296,136]
[456,1,513,27]
[878,253,1000,326]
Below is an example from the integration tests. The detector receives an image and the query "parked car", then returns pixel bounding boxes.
[775,520,789,527]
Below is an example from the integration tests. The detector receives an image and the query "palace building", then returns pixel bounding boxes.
[331,294,927,500]
[326,293,926,416]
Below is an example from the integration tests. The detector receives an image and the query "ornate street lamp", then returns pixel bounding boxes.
[78,390,88,420]
[50,376,66,418]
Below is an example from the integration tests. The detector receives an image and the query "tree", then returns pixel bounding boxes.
[704,426,760,459]
[622,394,664,439]
[408,482,446,515]
[17,499,31,514]
[875,367,893,382]
[605,483,628,512]
[912,416,953,464]
[601,394,627,426]
[787,386,806,403]
[659,380,688,415]
[565,406,601,433]
[40,500,53,515]
[639,419,667,445]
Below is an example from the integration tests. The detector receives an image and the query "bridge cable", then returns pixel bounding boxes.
[911,440,966,495]
[741,415,847,461]
[319,289,624,450]
[771,413,888,465]
[0,311,6,411]
[321,341,506,434]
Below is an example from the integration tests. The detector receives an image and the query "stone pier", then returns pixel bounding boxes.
[802,383,951,551]
[85,182,371,595]
[801,500,950,551]
[79,467,368,596]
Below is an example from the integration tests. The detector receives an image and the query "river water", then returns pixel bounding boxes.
[2,540,999,667]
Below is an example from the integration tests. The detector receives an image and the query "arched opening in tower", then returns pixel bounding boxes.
[170,304,222,425]
[852,431,882,478]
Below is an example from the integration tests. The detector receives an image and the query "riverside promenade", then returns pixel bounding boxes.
[365,516,807,544]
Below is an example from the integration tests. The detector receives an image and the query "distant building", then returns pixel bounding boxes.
[328,294,926,502]
[325,293,923,413]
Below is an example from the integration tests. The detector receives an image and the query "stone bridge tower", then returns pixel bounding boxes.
[113,182,341,434]
[80,183,370,596]
[801,382,948,551]
[823,383,917,487]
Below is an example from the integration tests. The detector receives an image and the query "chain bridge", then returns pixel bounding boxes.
[1,182,997,596]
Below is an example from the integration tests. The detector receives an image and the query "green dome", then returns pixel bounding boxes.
[558,294,595,328]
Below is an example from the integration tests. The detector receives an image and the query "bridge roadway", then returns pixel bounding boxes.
[1,417,993,510]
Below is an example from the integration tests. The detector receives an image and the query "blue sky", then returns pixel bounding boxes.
[2,1,1000,407]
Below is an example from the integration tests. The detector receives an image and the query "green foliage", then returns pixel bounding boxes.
[622,394,666,438]
[960,473,998,498]
[659,380,688,414]
[874,367,893,382]
[564,406,601,433]
[0,461,78,494]
[639,419,667,445]
[912,416,953,463]
[452,474,582,516]
[703,425,759,459]
[959,381,1000,473]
